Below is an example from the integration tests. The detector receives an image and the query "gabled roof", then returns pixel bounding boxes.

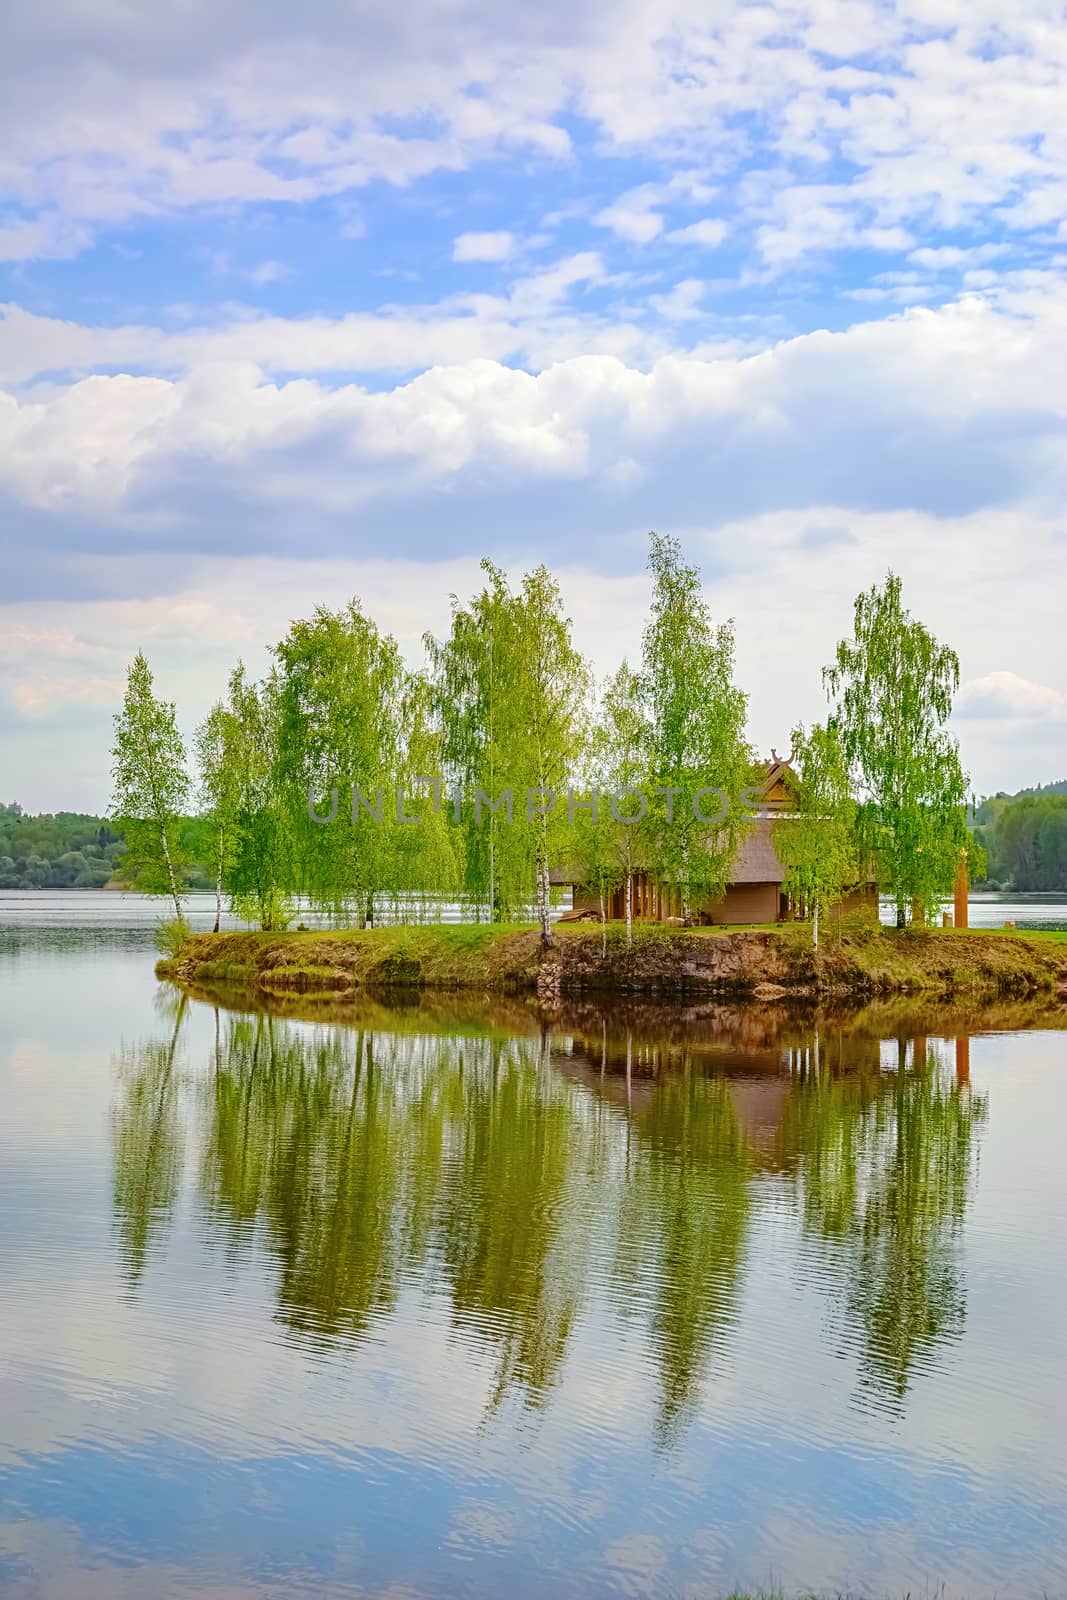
[729,818,787,884]
[756,749,797,812]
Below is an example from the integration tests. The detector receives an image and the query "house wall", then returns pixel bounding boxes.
[577,880,783,924]
[570,878,877,926]
[700,882,780,925]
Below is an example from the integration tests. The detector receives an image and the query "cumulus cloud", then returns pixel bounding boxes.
[957,672,1067,724]
[0,288,1060,532]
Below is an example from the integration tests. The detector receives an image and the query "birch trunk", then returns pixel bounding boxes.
[160,823,183,923]
[213,829,223,933]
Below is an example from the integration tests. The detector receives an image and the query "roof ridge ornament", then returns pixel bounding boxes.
[770,748,795,767]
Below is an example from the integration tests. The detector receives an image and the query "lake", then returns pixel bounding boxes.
[2,887,1066,931]
[1,919,1065,1599]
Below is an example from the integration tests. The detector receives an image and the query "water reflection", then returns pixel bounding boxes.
[111,991,187,1284]
[777,1039,987,1412]
[112,994,989,1436]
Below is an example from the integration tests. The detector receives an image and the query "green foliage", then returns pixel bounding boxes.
[195,699,243,923]
[154,915,194,958]
[110,651,190,918]
[424,561,517,916]
[274,599,410,921]
[974,790,1067,890]
[570,659,648,944]
[229,887,292,931]
[509,565,591,943]
[69,540,994,933]
[777,721,859,947]
[426,560,589,940]
[639,531,753,920]
[222,665,292,930]
[825,572,969,928]
[390,671,460,910]
[0,804,123,887]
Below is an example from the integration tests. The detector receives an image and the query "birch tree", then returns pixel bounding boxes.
[777,722,858,948]
[390,672,460,915]
[426,562,587,932]
[111,651,188,920]
[274,601,405,924]
[572,660,649,948]
[424,562,525,919]
[824,573,969,929]
[195,700,242,932]
[639,533,752,923]
[225,665,290,931]
[511,566,591,946]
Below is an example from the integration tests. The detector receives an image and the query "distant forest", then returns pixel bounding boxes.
[4,780,1067,892]
[0,804,212,891]
[973,781,1067,892]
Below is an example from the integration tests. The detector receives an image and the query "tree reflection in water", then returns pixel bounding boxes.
[111,989,188,1286]
[779,1033,987,1412]
[112,997,988,1434]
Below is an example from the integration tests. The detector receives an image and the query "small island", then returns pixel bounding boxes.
[158,920,1067,1005]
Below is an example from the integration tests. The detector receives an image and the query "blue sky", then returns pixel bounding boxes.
[0,0,1064,809]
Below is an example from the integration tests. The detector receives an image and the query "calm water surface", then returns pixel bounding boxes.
[1,922,1065,1599]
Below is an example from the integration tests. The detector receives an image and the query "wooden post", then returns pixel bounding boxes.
[954,853,969,930]
[955,1035,970,1085]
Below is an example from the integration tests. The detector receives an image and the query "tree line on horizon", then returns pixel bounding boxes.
[973,787,1067,893]
[104,533,985,947]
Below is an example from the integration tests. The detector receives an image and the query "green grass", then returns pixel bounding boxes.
[158,918,1067,1002]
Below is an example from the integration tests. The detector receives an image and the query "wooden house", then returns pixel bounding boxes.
[551,752,877,927]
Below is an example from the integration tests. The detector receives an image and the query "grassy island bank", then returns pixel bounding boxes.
[158,922,1067,1004]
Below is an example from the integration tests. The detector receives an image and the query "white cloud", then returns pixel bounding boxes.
[452,230,515,262]
[0,212,92,263]
[9,673,126,719]
[594,186,666,244]
[648,280,705,320]
[666,219,728,248]
[908,244,1011,269]
[0,248,640,387]
[755,186,917,266]
[0,287,1060,519]
[0,0,1061,274]
[957,671,1067,724]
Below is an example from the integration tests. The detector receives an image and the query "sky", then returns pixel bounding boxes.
[0,0,1064,813]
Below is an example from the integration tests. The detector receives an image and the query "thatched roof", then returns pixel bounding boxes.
[729,818,786,884]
